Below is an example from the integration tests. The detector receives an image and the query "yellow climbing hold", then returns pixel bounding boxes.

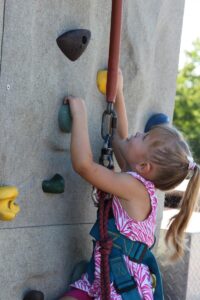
[96,70,107,95]
[0,186,20,221]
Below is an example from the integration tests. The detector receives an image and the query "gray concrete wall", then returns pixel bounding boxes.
[0,0,185,299]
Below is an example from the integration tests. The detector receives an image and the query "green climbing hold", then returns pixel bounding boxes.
[42,174,65,194]
[58,103,72,133]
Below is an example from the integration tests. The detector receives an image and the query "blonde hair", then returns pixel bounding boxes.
[147,125,200,260]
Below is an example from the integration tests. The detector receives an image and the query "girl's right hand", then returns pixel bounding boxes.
[116,68,123,97]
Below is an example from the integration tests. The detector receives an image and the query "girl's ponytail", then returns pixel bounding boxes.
[165,165,200,260]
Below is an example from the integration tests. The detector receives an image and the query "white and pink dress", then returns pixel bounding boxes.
[71,172,158,300]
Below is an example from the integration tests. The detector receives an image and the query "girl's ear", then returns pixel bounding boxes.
[135,162,151,175]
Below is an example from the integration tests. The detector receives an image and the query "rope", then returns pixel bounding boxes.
[106,0,123,103]
[99,194,113,300]
[98,1,123,299]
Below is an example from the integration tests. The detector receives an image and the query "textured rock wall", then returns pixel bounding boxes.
[0,0,184,299]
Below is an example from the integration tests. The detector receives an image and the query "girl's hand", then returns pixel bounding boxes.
[116,68,123,97]
[64,96,86,117]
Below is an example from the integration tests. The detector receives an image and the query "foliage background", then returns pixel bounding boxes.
[173,38,200,163]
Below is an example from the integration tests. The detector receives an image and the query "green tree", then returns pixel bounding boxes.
[173,38,200,163]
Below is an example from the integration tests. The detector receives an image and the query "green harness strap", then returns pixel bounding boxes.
[88,218,164,300]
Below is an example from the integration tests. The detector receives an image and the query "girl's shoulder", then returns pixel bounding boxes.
[125,171,158,214]
[113,171,158,227]
[126,171,156,194]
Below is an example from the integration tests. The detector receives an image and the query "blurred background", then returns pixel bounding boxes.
[174,0,200,165]
[166,0,200,211]
[160,3,200,299]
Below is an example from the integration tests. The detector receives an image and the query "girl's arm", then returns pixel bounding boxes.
[115,70,128,139]
[68,96,142,202]
[112,70,129,170]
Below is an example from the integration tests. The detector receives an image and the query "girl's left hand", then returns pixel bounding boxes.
[64,96,86,117]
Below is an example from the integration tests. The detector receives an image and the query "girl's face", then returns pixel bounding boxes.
[119,131,150,168]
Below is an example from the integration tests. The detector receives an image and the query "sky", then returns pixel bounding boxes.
[178,0,200,68]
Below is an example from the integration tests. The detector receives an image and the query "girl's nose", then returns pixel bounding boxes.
[135,132,142,137]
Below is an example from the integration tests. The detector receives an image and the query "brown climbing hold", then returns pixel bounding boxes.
[56,29,91,61]
[23,290,44,300]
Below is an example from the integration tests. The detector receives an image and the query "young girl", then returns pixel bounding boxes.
[24,72,200,300]
[60,71,200,300]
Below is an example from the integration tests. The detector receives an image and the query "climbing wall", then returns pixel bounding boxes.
[0,0,185,299]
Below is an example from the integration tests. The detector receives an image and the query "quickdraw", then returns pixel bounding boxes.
[100,102,117,169]
[92,101,117,299]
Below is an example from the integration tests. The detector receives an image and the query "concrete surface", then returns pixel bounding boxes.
[0,0,5,75]
[0,0,185,299]
[0,224,92,300]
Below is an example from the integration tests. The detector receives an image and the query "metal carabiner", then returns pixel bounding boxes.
[101,103,117,141]
[98,134,114,169]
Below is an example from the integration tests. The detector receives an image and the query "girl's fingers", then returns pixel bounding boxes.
[64,96,85,114]
[63,97,69,105]
[66,95,75,102]
[66,95,83,102]
[63,95,77,105]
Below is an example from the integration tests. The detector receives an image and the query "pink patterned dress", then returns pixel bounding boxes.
[71,172,158,300]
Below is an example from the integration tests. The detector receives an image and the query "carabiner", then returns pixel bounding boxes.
[101,103,117,141]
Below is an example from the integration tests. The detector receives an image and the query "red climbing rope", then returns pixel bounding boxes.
[99,195,113,300]
[106,0,123,103]
[98,1,123,299]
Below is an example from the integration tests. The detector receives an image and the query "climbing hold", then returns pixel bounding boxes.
[58,102,72,133]
[42,174,65,194]
[96,70,107,95]
[56,29,91,61]
[23,290,44,300]
[144,113,170,133]
[0,186,20,221]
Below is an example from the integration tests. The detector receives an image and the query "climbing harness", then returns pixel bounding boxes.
[87,217,164,300]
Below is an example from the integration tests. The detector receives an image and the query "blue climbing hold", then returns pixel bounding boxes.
[144,113,170,133]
